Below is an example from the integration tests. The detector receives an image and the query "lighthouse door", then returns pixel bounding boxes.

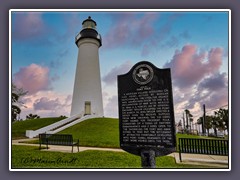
[84,101,91,115]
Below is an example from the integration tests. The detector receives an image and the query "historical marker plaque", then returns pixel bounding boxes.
[118,61,176,157]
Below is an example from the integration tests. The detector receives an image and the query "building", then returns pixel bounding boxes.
[70,16,104,117]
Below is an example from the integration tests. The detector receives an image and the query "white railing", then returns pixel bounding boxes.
[26,113,82,138]
[48,114,98,134]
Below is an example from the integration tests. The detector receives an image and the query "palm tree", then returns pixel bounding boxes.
[184,109,194,134]
[182,113,186,132]
[189,114,193,134]
[177,120,183,133]
[197,117,203,134]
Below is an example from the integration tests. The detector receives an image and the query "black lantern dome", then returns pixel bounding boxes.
[75,16,102,47]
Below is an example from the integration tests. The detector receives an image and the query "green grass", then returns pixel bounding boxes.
[59,117,119,148]
[60,118,223,148]
[176,133,228,151]
[11,119,228,169]
[60,118,219,148]
[13,117,225,149]
[176,133,221,140]
[12,117,65,139]
[12,145,214,169]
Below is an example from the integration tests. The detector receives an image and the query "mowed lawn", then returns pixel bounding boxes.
[11,117,226,169]
[59,118,119,148]
[12,117,65,139]
[12,117,223,148]
[11,145,212,169]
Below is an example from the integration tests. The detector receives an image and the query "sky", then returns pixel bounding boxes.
[11,10,229,124]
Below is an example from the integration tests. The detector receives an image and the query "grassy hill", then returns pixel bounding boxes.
[59,117,119,148]
[12,116,220,147]
[12,117,65,139]
[12,117,120,148]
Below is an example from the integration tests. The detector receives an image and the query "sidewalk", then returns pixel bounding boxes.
[12,138,229,168]
[171,152,228,168]
[12,138,125,153]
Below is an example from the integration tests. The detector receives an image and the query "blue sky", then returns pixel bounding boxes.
[11,10,229,123]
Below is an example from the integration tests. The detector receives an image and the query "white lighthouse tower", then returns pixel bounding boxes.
[70,16,104,117]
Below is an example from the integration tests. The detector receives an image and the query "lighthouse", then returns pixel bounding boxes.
[70,16,104,117]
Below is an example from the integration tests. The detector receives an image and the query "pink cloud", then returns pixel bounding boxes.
[104,13,159,48]
[191,72,228,110]
[204,88,228,109]
[13,12,46,40]
[162,44,227,120]
[33,97,61,110]
[104,13,186,57]
[132,14,158,41]
[13,64,51,94]
[102,61,133,86]
[19,91,72,119]
[164,44,223,88]
[198,72,227,91]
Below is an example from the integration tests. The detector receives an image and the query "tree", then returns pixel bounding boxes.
[211,115,219,137]
[177,120,182,127]
[197,117,203,134]
[189,113,193,134]
[215,108,229,134]
[182,113,186,132]
[204,116,213,136]
[59,115,67,118]
[11,83,27,122]
[197,116,212,136]
[185,109,193,134]
[12,104,21,122]
[177,120,183,133]
[26,113,40,120]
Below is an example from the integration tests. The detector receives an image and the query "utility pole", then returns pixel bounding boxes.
[185,110,189,134]
[202,104,206,135]
[182,113,185,132]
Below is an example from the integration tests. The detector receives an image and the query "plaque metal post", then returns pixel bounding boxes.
[118,61,176,168]
[141,149,156,168]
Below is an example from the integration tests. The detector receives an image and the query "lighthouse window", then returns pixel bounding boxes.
[83,21,96,29]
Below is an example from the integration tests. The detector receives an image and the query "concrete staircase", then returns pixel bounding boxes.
[25,114,98,138]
